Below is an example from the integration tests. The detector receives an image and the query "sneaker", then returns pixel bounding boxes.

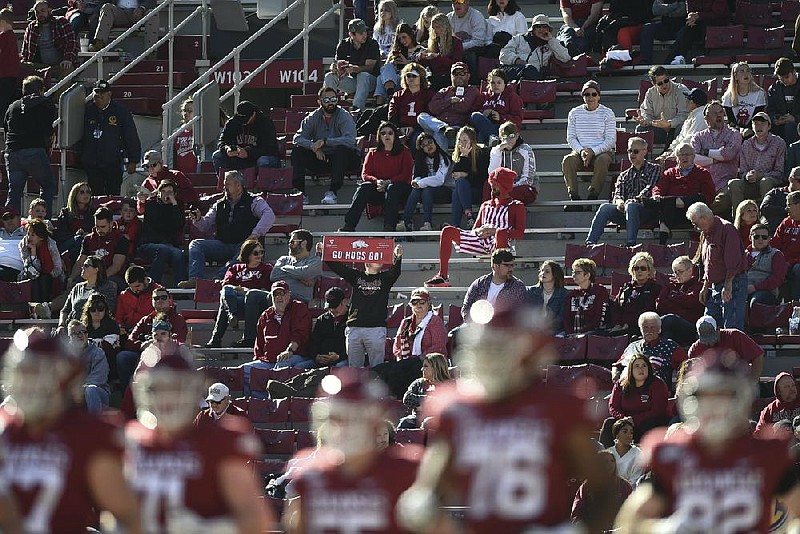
[321,191,337,204]
[396,222,408,232]
[34,302,51,319]
[670,55,686,65]
[177,279,197,289]
[87,39,106,52]
[424,274,451,287]
[204,340,221,349]
[564,193,583,212]
[302,194,309,205]
[420,222,433,231]
[232,338,253,348]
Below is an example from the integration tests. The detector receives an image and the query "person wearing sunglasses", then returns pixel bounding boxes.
[417,62,481,151]
[388,62,434,136]
[291,86,360,205]
[761,166,800,233]
[58,254,118,333]
[392,288,447,362]
[136,149,199,212]
[212,100,281,173]
[67,319,111,413]
[206,239,273,348]
[80,293,120,344]
[608,252,661,337]
[771,190,800,301]
[635,65,689,146]
[745,222,788,308]
[138,180,188,284]
[656,255,704,346]
[497,14,570,83]
[658,86,709,162]
[194,382,248,429]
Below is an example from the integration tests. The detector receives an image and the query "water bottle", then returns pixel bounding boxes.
[789,307,800,335]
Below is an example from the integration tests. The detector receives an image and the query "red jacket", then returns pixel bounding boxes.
[651,165,715,203]
[608,377,670,428]
[420,37,464,76]
[116,279,162,330]
[362,148,414,185]
[655,276,704,324]
[477,86,524,129]
[392,314,448,359]
[771,216,800,265]
[254,300,312,363]
[126,306,187,351]
[0,30,20,79]
[389,88,435,128]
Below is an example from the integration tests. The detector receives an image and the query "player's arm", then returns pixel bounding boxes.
[218,458,274,533]
[396,439,456,533]
[614,483,669,534]
[776,461,800,521]
[88,452,142,534]
[0,491,22,534]
[284,496,304,534]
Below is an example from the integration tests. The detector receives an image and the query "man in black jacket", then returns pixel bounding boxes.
[138,180,187,284]
[212,100,280,172]
[296,286,350,368]
[3,75,57,216]
[768,57,800,146]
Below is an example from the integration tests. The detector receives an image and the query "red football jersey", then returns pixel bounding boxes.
[0,408,124,533]
[428,385,595,532]
[291,445,419,533]
[649,431,797,533]
[125,418,260,533]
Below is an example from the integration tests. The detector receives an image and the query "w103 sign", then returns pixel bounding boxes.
[322,236,394,264]
[211,59,324,88]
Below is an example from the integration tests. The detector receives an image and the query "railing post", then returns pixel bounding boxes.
[234,52,241,109]
[201,0,208,60]
[168,0,174,103]
[303,0,309,94]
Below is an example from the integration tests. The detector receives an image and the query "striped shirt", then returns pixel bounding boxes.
[566,103,617,155]
[738,133,786,180]
[612,161,661,201]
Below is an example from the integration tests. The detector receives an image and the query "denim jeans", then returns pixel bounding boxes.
[375,63,400,98]
[138,243,186,284]
[5,148,55,216]
[323,71,376,109]
[557,19,596,56]
[212,151,280,172]
[587,201,654,246]
[750,289,778,307]
[243,288,272,343]
[187,239,241,280]
[450,179,481,227]
[222,285,246,316]
[418,113,460,152]
[402,186,452,226]
[470,112,499,144]
[705,272,747,330]
[116,350,139,392]
[84,385,110,413]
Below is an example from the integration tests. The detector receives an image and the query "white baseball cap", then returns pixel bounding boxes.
[206,382,230,402]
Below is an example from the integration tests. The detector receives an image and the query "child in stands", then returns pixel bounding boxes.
[114,198,141,258]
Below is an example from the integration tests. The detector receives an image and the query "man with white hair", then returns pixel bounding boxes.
[612,312,687,388]
[686,202,748,329]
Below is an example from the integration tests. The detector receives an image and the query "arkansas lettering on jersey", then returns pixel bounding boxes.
[429,385,594,531]
[649,431,797,533]
[125,418,260,533]
[173,129,197,174]
[292,445,419,533]
[0,408,124,533]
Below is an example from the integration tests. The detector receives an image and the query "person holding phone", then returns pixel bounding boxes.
[137,180,188,285]
[417,61,481,151]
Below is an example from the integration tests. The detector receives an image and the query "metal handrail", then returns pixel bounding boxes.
[160,0,343,164]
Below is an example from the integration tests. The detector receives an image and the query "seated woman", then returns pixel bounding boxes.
[389,62,435,136]
[206,239,274,348]
[470,68,523,144]
[392,288,448,360]
[487,121,538,205]
[608,354,670,441]
[375,23,426,105]
[414,5,439,46]
[746,222,788,307]
[400,133,453,231]
[721,62,767,139]
[19,218,64,305]
[527,260,568,333]
[734,199,760,247]
[81,292,121,377]
[398,352,451,429]
[58,255,118,333]
[340,121,414,232]
[564,258,610,335]
[609,252,661,336]
[656,255,704,346]
[417,14,464,90]
[52,182,97,263]
[466,0,528,83]
[604,418,643,487]
[450,126,489,229]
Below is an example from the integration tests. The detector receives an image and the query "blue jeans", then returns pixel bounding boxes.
[187,239,241,280]
[116,350,139,392]
[239,359,277,398]
[470,112,499,144]
[556,19,597,56]
[660,314,697,346]
[84,385,110,413]
[750,289,778,307]
[402,186,452,226]
[244,288,271,343]
[418,113,461,152]
[705,272,747,331]
[587,201,653,246]
[138,243,187,284]
[212,151,280,173]
[639,17,685,63]
[375,63,400,98]
[323,71,376,110]
[222,285,246,316]
[5,148,55,216]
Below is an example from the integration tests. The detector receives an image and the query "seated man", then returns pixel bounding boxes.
[0,206,24,281]
[761,165,800,232]
[564,257,610,335]
[289,286,349,369]
[291,86,360,205]
[612,312,688,389]
[461,248,527,321]
[88,0,158,52]
[179,171,275,288]
[665,0,730,65]
[498,15,570,82]
[746,222,787,307]
[193,382,249,429]
[136,150,199,212]
[635,65,689,145]
[116,264,161,335]
[240,281,312,397]
[688,315,764,382]
[212,101,280,173]
[138,180,187,285]
[556,0,603,56]
[658,87,708,161]
[586,136,660,247]
[66,319,110,413]
[755,373,800,433]
[771,190,800,299]
[70,206,128,288]
[417,62,481,151]
[425,167,525,287]
[323,18,380,110]
[728,112,786,217]
[767,57,800,146]
[21,1,78,79]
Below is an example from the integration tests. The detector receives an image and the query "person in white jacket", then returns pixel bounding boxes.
[488,121,538,204]
[499,14,570,82]
[659,87,709,161]
[400,133,454,230]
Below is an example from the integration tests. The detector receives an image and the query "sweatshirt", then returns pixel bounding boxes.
[651,165,716,202]
[655,276,704,323]
[218,109,280,162]
[564,283,610,335]
[254,299,313,362]
[222,262,273,290]
[0,30,20,79]
[326,256,402,328]
[116,279,162,331]
[770,216,800,265]
[362,148,414,185]
[755,372,800,433]
[4,94,57,151]
[477,85,524,129]
[427,85,482,127]
[293,106,358,153]
[608,377,670,428]
[388,88,435,128]
[270,254,323,305]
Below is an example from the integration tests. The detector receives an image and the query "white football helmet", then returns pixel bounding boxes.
[133,353,204,433]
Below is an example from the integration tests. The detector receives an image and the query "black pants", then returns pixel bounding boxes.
[0,266,20,282]
[669,21,711,60]
[644,193,704,230]
[0,77,19,123]
[30,273,54,302]
[344,180,412,229]
[291,145,360,193]
[84,164,123,196]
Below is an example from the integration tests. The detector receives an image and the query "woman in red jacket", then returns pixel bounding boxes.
[656,255,704,346]
[340,121,414,232]
[388,62,435,134]
[608,355,670,441]
[469,68,523,144]
[417,14,464,90]
[392,287,448,359]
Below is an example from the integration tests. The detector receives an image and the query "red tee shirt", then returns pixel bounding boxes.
[80,228,128,269]
[222,263,274,291]
[173,128,197,175]
[559,0,603,21]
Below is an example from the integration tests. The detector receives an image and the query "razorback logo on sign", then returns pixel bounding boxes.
[323,236,394,264]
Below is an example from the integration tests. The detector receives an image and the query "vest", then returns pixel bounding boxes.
[215,193,259,244]
[747,246,780,297]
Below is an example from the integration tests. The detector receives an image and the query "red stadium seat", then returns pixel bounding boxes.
[289,397,320,423]
[446,304,463,331]
[295,429,317,450]
[248,397,290,425]
[749,301,795,332]
[255,428,296,455]
[734,0,774,26]
[264,192,303,234]
[553,335,587,363]
[586,334,629,365]
[257,167,294,192]
[201,366,245,393]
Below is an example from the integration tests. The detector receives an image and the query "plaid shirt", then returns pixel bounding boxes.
[612,160,661,202]
[22,16,78,65]
[738,133,786,181]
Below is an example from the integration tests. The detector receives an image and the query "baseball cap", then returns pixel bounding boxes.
[142,150,162,166]
[410,288,430,302]
[0,206,19,218]
[451,62,469,73]
[271,280,290,293]
[752,111,772,125]
[530,14,552,29]
[348,18,367,33]
[235,100,257,118]
[581,80,600,95]
[93,79,112,92]
[206,382,230,402]
[775,57,796,77]
[325,287,346,308]
[684,87,708,106]
[696,315,719,345]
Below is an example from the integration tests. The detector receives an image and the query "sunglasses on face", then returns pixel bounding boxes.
[209,399,222,404]
[410,299,426,305]
[90,306,106,312]
[153,294,169,301]
[752,234,770,240]
[582,92,598,97]
[147,163,160,168]
[321,96,338,104]
[633,265,649,272]
[252,250,264,256]
[627,148,641,155]
[654,79,669,86]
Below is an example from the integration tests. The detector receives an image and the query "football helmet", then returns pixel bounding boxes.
[455,300,555,399]
[133,353,204,433]
[2,329,83,422]
[678,350,755,444]
[311,369,388,456]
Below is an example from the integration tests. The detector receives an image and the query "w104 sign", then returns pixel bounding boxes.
[211,59,324,88]
[322,236,395,264]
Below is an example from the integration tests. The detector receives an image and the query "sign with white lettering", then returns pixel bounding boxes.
[322,236,395,264]
[211,59,323,88]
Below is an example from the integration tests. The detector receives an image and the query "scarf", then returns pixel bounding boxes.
[37,240,54,275]
[398,311,433,359]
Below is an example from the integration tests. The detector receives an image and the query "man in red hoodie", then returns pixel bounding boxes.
[425,167,526,287]
[771,190,800,299]
[756,372,800,433]
[116,264,162,334]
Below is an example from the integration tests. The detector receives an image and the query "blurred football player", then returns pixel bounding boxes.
[615,352,800,533]
[127,353,272,533]
[0,329,141,533]
[397,301,599,533]
[284,369,420,534]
